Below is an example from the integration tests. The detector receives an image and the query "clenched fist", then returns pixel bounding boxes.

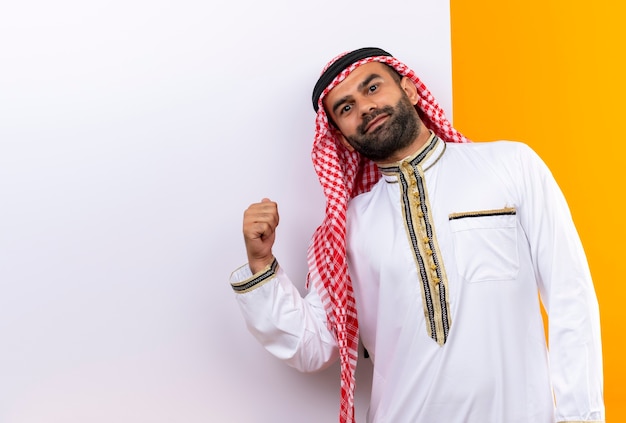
[243,198,279,274]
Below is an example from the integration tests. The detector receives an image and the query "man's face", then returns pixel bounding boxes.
[323,62,421,163]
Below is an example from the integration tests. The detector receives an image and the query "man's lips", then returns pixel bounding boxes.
[364,114,389,134]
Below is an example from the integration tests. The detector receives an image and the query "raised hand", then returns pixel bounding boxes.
[242,198,279,274]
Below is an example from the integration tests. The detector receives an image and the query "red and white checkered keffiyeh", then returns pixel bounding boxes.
[306,51,469,423]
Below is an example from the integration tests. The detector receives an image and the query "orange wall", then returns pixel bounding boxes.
[450,0,625,419]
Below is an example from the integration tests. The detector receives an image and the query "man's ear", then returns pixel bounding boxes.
[400,76,419,105]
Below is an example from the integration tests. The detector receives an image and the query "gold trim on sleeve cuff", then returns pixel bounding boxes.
[230,258,279,294]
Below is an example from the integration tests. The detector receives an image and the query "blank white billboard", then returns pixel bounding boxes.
[0,1,453,421]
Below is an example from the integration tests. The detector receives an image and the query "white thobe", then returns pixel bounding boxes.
[230,137,604,423]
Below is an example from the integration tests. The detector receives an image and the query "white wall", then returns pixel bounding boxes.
[0,1,453,421]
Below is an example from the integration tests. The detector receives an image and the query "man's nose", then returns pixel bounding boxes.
[359,98,377,117]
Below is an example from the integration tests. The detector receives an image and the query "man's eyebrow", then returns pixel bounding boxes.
[330,73,383,115]
[357,73,382,92]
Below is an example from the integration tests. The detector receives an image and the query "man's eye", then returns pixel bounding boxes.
[341,104,352,114]
[369,84,378,93]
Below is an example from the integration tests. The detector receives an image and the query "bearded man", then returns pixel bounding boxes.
[230,47,604,423]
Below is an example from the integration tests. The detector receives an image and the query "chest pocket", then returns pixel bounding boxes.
[449,207,519,283]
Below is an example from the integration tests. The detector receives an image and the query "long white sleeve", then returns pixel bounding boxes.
[230,261,339,372]
[516,145,604,422]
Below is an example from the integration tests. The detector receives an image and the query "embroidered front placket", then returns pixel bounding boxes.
[380,136,451,345]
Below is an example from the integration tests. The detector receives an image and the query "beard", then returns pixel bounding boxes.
[344,94,421,162]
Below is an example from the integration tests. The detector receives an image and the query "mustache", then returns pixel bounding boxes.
[358,106,394,135]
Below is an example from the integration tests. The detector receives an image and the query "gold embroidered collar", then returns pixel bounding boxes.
[379,132,446,183]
